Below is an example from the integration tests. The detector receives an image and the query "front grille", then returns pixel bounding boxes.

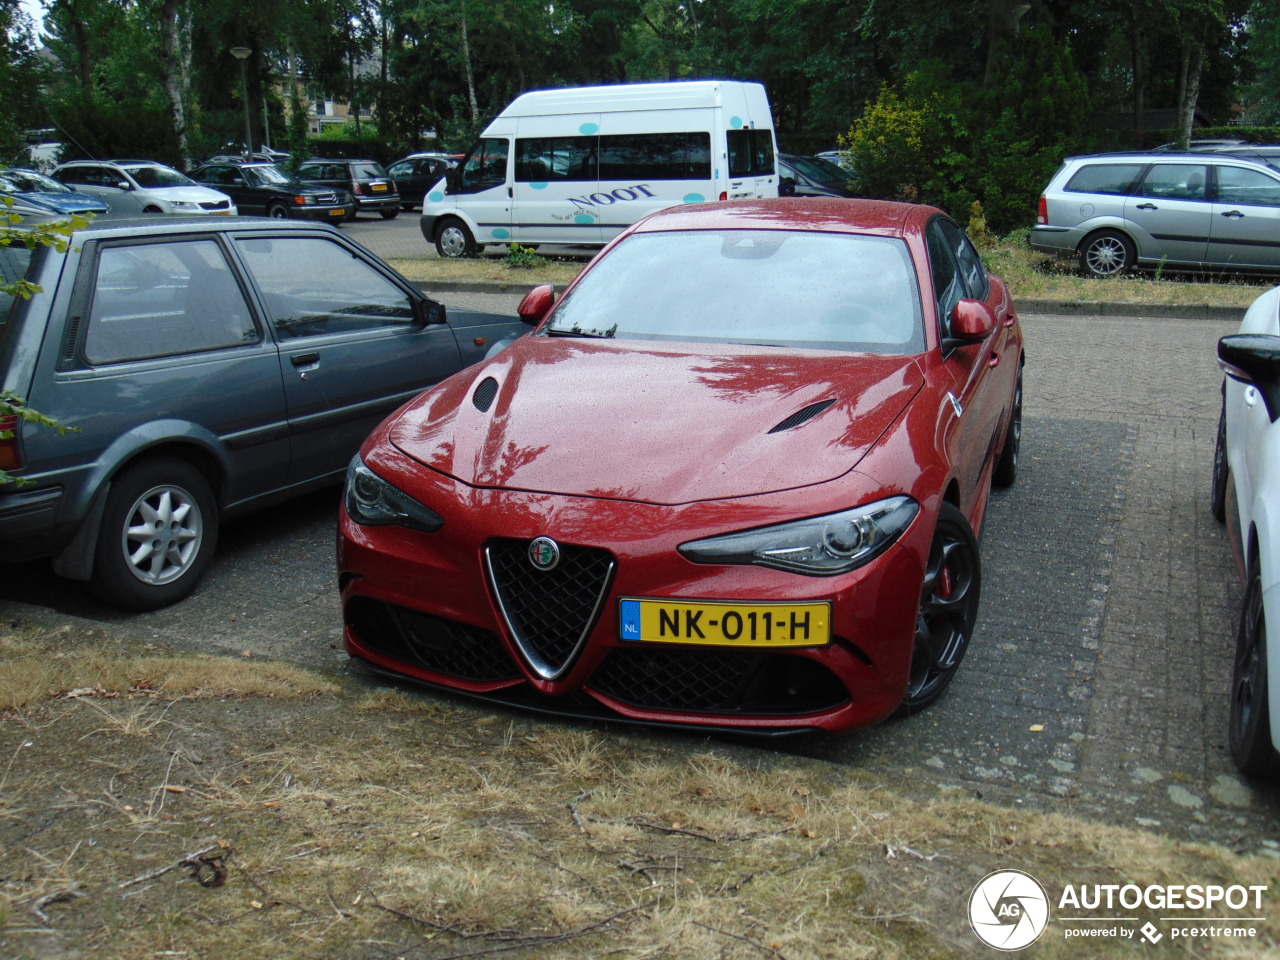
[315,192,339,204]
[199,199,231,211]
[589,648,850,716]
[486,538,615,679]
[348,598,520,682]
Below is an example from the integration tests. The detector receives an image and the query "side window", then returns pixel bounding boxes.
[937,218,989,301]
[727,130,775,178]
[83,239,259,365]
[1064,163,1144,196]
[388,161,411,178]
[926,219,964,336]
[1216,166,1280,207]
[236,236,415,339]
[515,136,597,182]
[1135,163,1209,201]
[599,133,711,181]
[457,138,510,193]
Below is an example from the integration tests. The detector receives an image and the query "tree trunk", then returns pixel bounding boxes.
[1174,38,1204,150]
[157,0,190,169]
[1130,4,1145,144]
[460,0,479,123]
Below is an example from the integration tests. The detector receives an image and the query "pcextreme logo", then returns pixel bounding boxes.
[967,870,1270,951]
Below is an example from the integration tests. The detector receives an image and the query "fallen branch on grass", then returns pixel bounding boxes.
[117,842,224,890]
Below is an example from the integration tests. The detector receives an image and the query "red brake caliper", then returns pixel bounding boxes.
[938,564,954,600]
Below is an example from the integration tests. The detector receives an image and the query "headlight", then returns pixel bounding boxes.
[344,456,443,533]
[169,200,198,210]
[679,496,919,576]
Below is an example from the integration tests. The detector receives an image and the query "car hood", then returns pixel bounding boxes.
[12,190,109,214]
[390,338,923,504]
[142,186,230,202]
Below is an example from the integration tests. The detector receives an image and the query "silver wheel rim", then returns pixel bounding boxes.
[1086,238,1126,276]
[119,484,203,586]
[439,225,468,257]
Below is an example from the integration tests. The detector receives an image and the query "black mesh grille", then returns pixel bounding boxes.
[472,377,500,412]
[769,399,836,434]
[199,199,232,210]
[487,538,615,677]
[589,648,850,716]
[348,598,521,682]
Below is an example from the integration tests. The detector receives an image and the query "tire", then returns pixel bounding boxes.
[992,364,1023,488]
[1211,390,1229,523]
[895,501,982,716]
[435,218,476,258]
[1078,230,1134,278]
[380,208,400,220]
[90,457,218,611]
[1229,562,1280,777]
[266,201,290,219]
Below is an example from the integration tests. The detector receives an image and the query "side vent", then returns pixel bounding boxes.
[768,398,836,434]
[472,376,500,412]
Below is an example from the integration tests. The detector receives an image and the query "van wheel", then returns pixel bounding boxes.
[91,458,218,611]
[436,219,477,258]
[1079,230,1134,278]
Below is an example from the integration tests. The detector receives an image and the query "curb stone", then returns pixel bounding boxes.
[415,280,1250,322]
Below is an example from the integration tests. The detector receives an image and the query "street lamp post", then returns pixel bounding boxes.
[230,46,252,158]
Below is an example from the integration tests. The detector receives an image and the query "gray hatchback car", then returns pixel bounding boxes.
[1030,152,1280,278]
[0,216,526,609]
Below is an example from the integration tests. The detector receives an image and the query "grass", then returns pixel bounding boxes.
[1,624,1278,958]
[387,230,1273,310]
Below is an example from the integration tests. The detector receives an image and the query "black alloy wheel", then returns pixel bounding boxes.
[1229,562,1280,777]
[895,501,982,715]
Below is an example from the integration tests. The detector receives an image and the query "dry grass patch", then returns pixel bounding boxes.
[386,254,585,289]
[1,627,1277,958]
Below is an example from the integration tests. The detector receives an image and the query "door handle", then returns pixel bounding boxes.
[291,352,320,367]
[1221,210,1245,219]
[987,353,1001,368]
[1135,202,1157,210]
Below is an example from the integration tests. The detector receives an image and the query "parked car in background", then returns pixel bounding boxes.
[190,157,354,221]
[1151,138,1247,152]
[777,153,855,198]
[52,160,235,216]
[339,197,1024,735]
[387,153,455,211]
[1212,284,1280,778]
[1031,152,1280,278]
[0,167,110,217]
[1211,144,1280,173]
[0,217,528,611]
[296,159,400,219]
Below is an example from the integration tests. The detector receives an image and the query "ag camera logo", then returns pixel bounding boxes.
[969,869,1051,950]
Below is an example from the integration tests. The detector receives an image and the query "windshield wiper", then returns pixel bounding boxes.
[545,323,617,339]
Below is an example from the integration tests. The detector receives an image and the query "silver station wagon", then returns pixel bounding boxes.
[0,217,526,610]
[1030,152,1280,278]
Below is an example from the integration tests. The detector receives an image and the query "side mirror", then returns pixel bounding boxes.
[517,284,555,326]
[117,180,133,191]
[414,297,446,326]
[946,298,996,347]
[1220,334,1280,422]
[779,177,796,197]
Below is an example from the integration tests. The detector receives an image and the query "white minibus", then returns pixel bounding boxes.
[419,80,778,257]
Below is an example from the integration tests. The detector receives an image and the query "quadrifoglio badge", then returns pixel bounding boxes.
[968,870,1269,950]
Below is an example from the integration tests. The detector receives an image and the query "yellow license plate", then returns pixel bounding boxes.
[329,208,345,216]
[619,598,830,648]
[371,183,388,191]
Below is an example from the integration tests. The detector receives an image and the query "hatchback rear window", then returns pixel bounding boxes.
[1064,163,1144,196]
[352,163,387,179]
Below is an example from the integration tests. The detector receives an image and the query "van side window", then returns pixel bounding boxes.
[84,240,259,365]
[727,130,775,178]
[1135,164,1209,201]
[237,237,415,339]
[1063,163,1144,196]
[516,136,596,182]
[599,133,711,180]
[457,138,509,193]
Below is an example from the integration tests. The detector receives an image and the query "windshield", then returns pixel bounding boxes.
[245,164,298,186]
[541,229,924,353]
[0,169,68,193]
[124,165,195,188]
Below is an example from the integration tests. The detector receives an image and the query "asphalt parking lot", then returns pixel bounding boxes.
[1,275,1274,853]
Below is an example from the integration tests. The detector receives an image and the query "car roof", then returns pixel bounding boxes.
[631,197,932,237]
[63,216,344,240]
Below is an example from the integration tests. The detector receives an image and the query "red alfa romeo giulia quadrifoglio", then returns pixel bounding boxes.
[337,198,1025,734]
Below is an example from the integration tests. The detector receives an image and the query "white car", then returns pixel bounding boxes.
[1213,284,1280,777]
[52,160,236,217]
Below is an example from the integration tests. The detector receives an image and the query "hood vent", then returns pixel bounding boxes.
[768,398,836,434]
[472,376,500,412]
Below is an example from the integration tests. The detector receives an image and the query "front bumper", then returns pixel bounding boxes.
[338,449,929,734]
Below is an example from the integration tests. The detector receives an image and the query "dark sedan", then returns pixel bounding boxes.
[190,159,354,221]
